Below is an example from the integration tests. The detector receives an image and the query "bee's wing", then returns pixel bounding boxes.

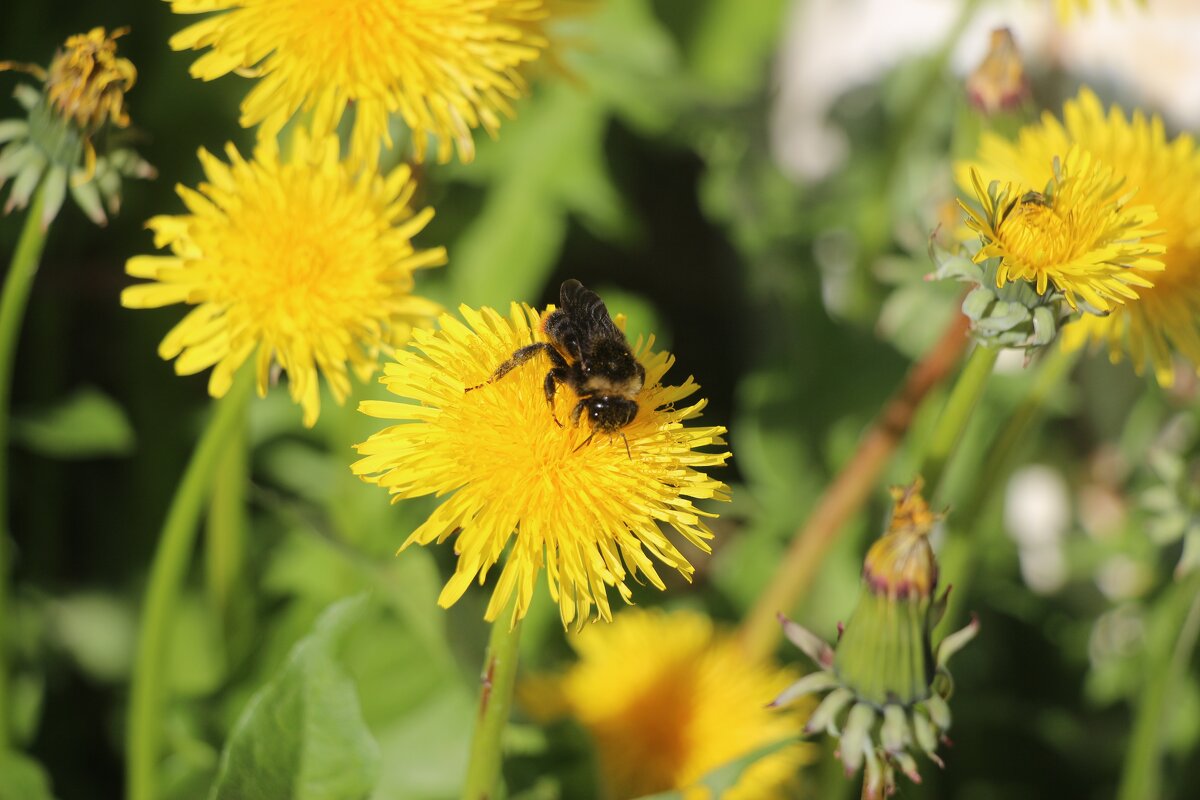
[559,279,623,345]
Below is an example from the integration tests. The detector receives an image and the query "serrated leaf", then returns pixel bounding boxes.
[11,387,134,459]
[210,595,380,800]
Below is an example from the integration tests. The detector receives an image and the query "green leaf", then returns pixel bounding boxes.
[0,750,57,800]
[447,82,631,309]
[11,387,135,459]
[685,0,789,97]
[210,595,381,800]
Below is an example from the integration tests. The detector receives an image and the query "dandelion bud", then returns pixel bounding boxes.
[966,29,1029,117]
[0,27,152,227]
[771,480,978,798]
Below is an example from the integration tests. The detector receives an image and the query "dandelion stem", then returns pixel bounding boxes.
[739,312,969,660]
[0,181,49,750]
[205,416,248,632]
[1117,568,1200,800]
[939,343,1078,626]
[461,601,524,800]
[126,370,253,800]
[920,342,999,498]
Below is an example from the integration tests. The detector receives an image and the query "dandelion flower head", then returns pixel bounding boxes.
[168,0,559,166]
[352,302,730,628]
[960,147,1164,312]
[122,130,445,426]
[961,87,1200,383]
[39,26,137,131]
[521,609,810,799]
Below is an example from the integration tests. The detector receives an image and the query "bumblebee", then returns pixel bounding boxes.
[467,279,646,448]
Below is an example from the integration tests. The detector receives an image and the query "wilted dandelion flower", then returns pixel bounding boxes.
[352,302,730,628]
[168,0,559,166]
[521,609,810,799]
[771,481,978,799]
[121,131,445,427]
[964,87,1200,384]
[0,26,153,226]
[961,147,1164,312]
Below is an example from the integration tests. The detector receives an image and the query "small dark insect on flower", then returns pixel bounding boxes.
[467,279,646,455]
[1019,189,1050,207]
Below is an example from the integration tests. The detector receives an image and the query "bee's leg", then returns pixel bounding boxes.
[570,398,589,428]
[572,428,598,453]
[465,343,556,391]
[619,432,632,460]
[543,369,565,427]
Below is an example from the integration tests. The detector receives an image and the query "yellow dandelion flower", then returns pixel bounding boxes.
[1053,0,1145,24]
[167,0,560,166]
[961,87,1200,383]
[521,609,811,800]
[352,302,730,628]
[121,130,445,426]
[960,147,1164,312]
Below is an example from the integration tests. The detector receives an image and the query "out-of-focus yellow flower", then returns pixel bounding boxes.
[0,27,152,227]
[960,87,1200,384]
[1053,0,1146,24]
[522,609,810,799]
[961,148,1164,312]
[167,0,562,166]
[352,303,730,628]
[121,130,444,427]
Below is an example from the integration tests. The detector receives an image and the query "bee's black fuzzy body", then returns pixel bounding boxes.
[468,279,646,435]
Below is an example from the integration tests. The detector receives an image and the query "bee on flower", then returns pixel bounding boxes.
[352,293,730,628]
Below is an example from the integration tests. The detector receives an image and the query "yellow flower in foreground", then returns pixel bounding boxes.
[122,131,445,426]
[352,304,730,627]
[168,0,559,165]
[961,87,1200,383]
[521,609,811,800]
[961,148,1164,312]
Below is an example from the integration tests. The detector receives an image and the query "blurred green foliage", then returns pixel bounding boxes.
[2,1,1199,799]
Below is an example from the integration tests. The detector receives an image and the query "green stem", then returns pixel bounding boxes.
[0,183,49,750]
[920,343,999,498]
[1117,569,1200,800]
[205,416,248,631]
[126,370,253,800]
[461,601,524,800]
[940,344,1079,625]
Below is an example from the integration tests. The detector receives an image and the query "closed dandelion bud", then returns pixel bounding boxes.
[771,480,979,799]
[0,27,153,227]
[965,28,1029,117]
